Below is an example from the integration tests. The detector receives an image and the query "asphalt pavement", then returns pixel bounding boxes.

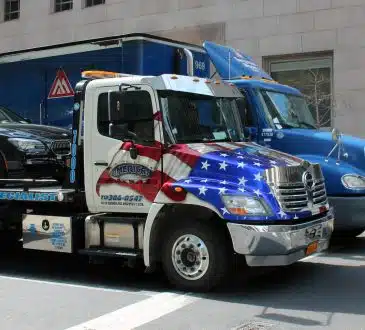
[0,234,364,330]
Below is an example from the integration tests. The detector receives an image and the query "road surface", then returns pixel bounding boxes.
[0,235,364,330]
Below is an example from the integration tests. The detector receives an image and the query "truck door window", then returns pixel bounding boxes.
[97,91,154,143]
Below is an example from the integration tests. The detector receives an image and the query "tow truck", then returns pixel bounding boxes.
[0,70,334,292]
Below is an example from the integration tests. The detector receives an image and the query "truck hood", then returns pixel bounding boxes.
[203,41,272,80]
[174,141,304,182]
[0,123,71,142]
[160,142,321,222]
[271,129,365,171]
[270,128,365,194]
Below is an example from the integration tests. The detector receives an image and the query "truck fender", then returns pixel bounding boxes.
[295,154,365,193]
[143,192,225,267]
[143,203,164,267]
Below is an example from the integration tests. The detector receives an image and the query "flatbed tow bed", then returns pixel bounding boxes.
[0,179,77,203]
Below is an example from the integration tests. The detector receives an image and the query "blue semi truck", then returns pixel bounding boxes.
[0,33,364,237]
[202,41,365,238]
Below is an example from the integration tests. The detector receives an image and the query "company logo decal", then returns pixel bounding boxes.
[110,163,152,182]
[0,191,57,202]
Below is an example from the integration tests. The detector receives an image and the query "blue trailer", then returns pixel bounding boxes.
[0,33,210,128]
[1,33,364,237]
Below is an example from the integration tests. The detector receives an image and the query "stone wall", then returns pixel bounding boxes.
[0,0,364,136]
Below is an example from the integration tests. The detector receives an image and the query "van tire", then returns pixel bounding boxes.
[161,219,231,292]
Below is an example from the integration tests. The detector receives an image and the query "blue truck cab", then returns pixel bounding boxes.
[202,41,365,237]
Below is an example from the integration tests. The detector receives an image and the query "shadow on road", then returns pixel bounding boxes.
[0,236,363,328]
[204,236,365,327]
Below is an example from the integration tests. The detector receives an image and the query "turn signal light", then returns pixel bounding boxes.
[174,186,183,193]
[227,207,248,215]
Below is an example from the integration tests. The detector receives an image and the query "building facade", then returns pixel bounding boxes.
[0,0,364,136]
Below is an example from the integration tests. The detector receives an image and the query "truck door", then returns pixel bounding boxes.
[89,85,163,214]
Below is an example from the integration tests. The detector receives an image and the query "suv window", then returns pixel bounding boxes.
[97,90,155,142]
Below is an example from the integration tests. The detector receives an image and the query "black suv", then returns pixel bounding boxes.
[0,106,71,184]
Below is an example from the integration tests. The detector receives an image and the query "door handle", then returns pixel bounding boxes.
[94,161,108,166]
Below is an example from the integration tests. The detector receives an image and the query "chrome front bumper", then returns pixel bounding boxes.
[226,209,334,267]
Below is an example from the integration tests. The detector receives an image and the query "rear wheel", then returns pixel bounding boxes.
[161,220,231,292]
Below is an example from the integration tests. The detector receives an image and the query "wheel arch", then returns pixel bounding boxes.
[143,202,233,268]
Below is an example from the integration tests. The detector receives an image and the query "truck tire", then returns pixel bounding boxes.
[161,220,231,292]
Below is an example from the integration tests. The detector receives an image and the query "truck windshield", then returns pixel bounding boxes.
[256,89,317,129]
[159,91,245,143]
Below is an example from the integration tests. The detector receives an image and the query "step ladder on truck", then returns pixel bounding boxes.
[0,70,334,292]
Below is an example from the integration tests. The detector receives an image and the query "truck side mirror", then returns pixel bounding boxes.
[331,128,341,142]
[109,123,135,139]
[244,127,257,140]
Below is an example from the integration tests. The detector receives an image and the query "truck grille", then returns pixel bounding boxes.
[265,162,328,213]
[50,140,71,156]
[273,179,327,212]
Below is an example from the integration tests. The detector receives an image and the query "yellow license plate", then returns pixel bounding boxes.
[306,241,318,255]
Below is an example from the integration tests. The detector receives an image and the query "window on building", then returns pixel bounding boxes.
[4,0,19,21]
[264,53,333,128]
[85,0,105,8]
[54,0,73,12]
[97,91,155,143]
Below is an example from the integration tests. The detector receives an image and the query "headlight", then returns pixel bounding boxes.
[8,138,47,153]
[341,174,365,190]
[221,195,271,216]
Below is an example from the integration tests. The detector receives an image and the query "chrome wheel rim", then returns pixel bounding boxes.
[171,234,209,280]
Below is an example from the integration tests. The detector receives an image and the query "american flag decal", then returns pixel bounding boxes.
[96,141,324,221]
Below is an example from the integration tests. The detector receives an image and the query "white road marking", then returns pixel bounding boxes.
[63,292,200,330]
[0,275,156,296]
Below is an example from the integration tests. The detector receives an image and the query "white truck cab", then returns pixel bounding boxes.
[0,70,334,292]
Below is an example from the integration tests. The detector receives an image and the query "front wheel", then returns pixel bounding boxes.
[161,220,231,292]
